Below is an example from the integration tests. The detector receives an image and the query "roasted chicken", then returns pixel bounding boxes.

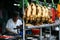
[42,6,46,22]
[27,4,31,18]
[23,2,55,25]
[31,3,36,17]
[36,4,42,18]
[45,6,50,21]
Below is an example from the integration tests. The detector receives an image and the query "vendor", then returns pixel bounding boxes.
[6,11,22,35]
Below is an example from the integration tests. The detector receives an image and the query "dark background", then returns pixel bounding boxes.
[0,0,59,23]
[0,0,59,9]
[0,0,59,33]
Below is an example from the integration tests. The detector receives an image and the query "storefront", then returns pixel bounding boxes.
[0,0,60,40]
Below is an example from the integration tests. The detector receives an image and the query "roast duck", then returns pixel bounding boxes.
[23,2,55,25]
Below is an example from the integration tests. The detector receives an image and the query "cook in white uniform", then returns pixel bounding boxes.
[6,11,22,34]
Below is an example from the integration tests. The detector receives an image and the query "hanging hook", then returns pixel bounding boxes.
[44,0,46,4]
[36,0,39,4]
[59,0,60,3]
[52,0,54,5]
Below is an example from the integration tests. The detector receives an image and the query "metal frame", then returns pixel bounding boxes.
[22,0,60,40]
[59,25,60,40]
[40,28,42,40]
[23,0,25,40]
[23,20,60,40]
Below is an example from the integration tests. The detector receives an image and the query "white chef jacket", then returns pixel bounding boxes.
[6,18,22,34]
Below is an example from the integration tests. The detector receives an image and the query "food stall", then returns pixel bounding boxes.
[23,0,60,40]
[0,0,60,40]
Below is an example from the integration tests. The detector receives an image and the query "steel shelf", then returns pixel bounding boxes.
[24,20,60,40]
[26,20,60,29]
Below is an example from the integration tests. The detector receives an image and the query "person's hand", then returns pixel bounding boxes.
[16,25,23,29]
[17,26,20,28]
[11,31,18,34]
[20,25,23,29]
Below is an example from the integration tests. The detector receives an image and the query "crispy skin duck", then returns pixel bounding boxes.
[27,4,31,18]
[31,3,36,17]
[36,4,42,18]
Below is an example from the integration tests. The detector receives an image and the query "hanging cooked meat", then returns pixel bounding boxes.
[31,3,36,17]
[45,7,50,18]
[24,2,54,24]
[42,6,46,17]
[23,8,27,19]
[27,4,31,18]
[42,6,46,21]
[45,7,50,21]
[48,9,52,18]
[25,8,30,23]
[36,4,42,18]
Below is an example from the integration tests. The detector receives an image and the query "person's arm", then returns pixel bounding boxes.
[6,19,18,34]
[6,28,18,34]
[16,19,23,29]
[16,25,23,29]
